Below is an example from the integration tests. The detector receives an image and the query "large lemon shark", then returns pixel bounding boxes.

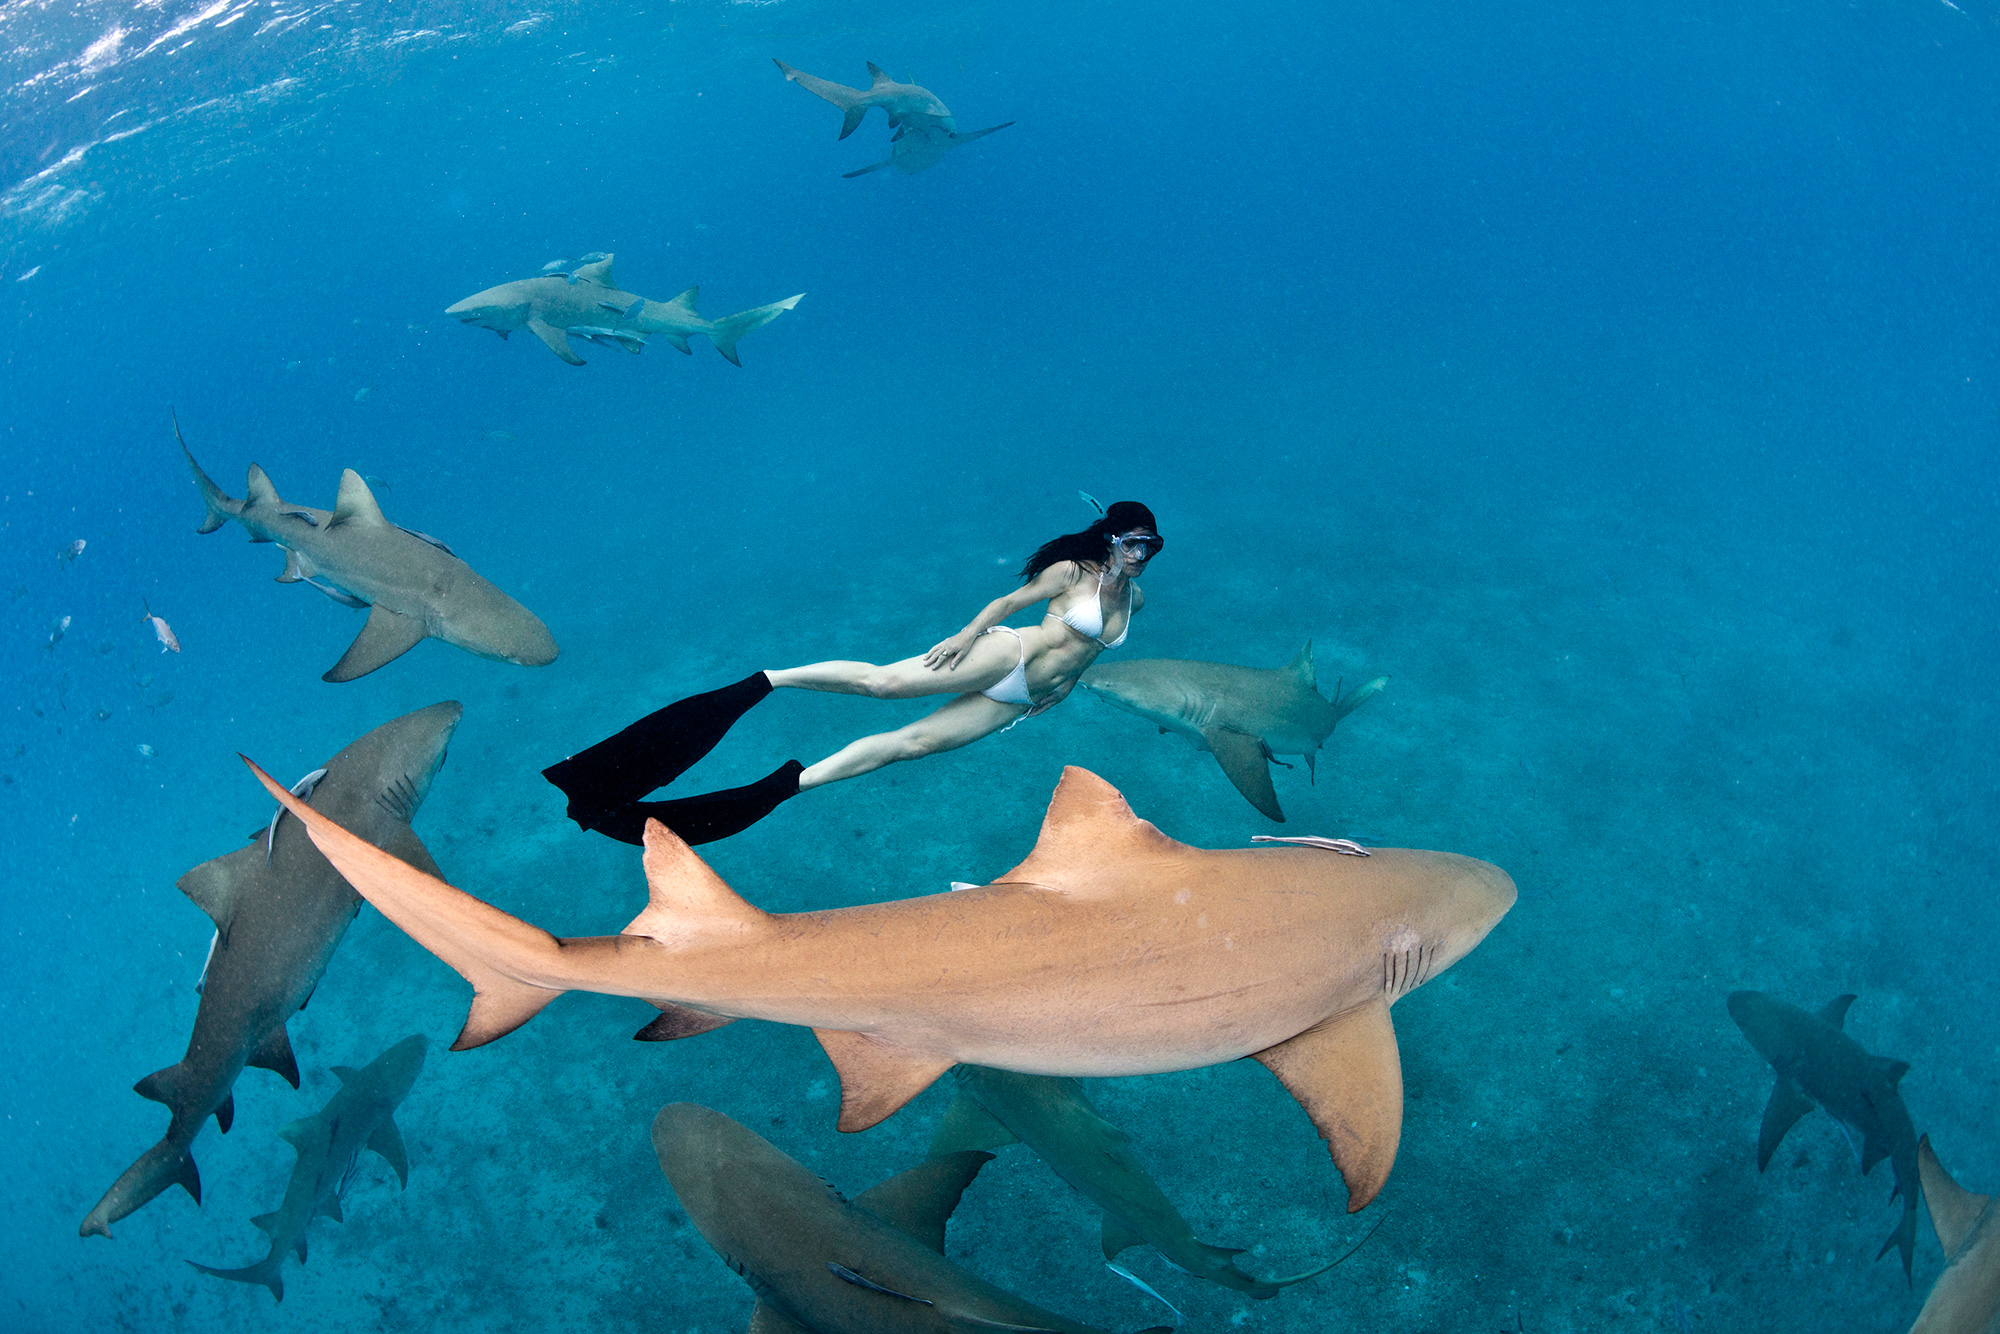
[446,253,802,367]
[773,59,956,138]
[1912,1135,2000,1333]
[1078,644,1387,821]
[244,761,1515,1211]
[180,422,558,682]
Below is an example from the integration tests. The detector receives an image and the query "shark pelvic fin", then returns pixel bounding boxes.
[854,1149,995,1253]
[633,1004,740,1042]
[1253,997,1402,1212]
[368,1116,411,1186]
[1756,1074,1816,1170]
[997,767,1187,893]
[276,548,309,583]
[1206,727,1284,822]
[1818,994,1858,1029]
[244,464,282,512]
[1919,1136,1991,1256]
[247,1023,302,1089]
[928,1089,1020,1156]
[323,603,427,683]
[1102,1214,1148,1260]
[664,334,692,355]
[529,316,586,365]
[813,1028,955,1132]
[330,469,390,529]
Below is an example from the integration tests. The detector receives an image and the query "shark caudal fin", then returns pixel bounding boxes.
[706,294,804,367]
[1878,1195,1918,1285]
[1331,675,1389,723]
[189,1252,286,1302]
[174,414,240,535]
[80,1139,202,1238]
[241,757,567,1050]
[773,59,871,138]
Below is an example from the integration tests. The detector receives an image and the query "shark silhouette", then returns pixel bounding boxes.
[654,1102,1171,1334]
[1728,990,1922,1281]
[773,60,955,138]
[446,254,802,367]
[81,704,458,1238]
[192,1035,426,1301]
[1912,1135,2000,1333]
[245,760,1514,1211]
[841,121,1015,179]
[929,1065,1344,1297]
[1079,645,1387,821]
[179,422,557,681]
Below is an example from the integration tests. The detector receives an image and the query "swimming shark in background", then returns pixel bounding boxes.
[81,704,458,1239]
[178,422,558,681]
[445,254,802,367]
[1079,645,1387,821]
[653,1102,1173,1334]
[773,59,955,138]
[246,761,1514,1212]
[928,1065,1344,1297]
[841,121,1016,179]
[192,1035,426,1301]
[1911,1135,2000,1334]
[1727,990,1922,1282]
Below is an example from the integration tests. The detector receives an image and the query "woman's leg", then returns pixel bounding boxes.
[770,631,1027,700]
[800,692,1027,789]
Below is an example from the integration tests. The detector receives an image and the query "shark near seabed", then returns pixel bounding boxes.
[446,254,802,367]
[244,761,1515,1213]
[81,704,458,1238]
[1727,990,1922,1281]
[1079,644,1387,822]
[655,1102,1172,1334]
[192,1035,426,1301]
[1911,1136,2000,1333]
[179,421,557,681]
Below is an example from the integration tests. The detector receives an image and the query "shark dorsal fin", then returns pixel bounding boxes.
[997,767,1187,892]
[1284,641,1317,691]
[574,254,615,288]
[626,821,768,942]
[1919,1137,1992,1257]
[853,1150,994,1253]
[928,1089,1019,1156]
[244,464,282,511]
[867,61,893,85]
[661,286,700,318]
[176,844,261,936]
[330,470,390,529]
[1819,994,1858,1029]
[1873,1056,1911,1087]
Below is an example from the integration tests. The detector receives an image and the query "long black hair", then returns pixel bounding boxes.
[1019,501,1160,582]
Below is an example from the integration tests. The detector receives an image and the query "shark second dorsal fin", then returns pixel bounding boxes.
[1252,997,1402,1212]
[853,1150,994,1252]
[1919,1136,1992,1256]
[1285,641,1317,691]
[627,821,768,943]
[867,60,892,85]
[1818,994,1858,1029]
[997,767,1187,891]
[928,1089,1020,1156]
[813,1029,955,1132]
[244,464,282,512]
[661,286,700,318]
[574,254,615,288]
[330,470,390,529]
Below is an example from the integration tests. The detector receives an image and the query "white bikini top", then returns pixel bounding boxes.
[1051,571,1131,650]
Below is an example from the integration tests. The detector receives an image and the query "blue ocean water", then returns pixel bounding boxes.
[3,0,1997,1328]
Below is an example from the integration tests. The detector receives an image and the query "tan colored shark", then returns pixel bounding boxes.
[655,1102,1170,1334]
[1079,645,1386,821]
[180,422,558,681]
[82,703,458,1239]
[1911,1136,2000,1334]
[245,761,1514,1211]
[840,121,1015,179]
[446,254,802,367]
[773,60,956,138]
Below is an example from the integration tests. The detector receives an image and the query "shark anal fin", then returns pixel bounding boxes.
[276,548,308,583]
[813,1029,954,1132]
[854,1150,994,1253]
[748,1302,814,1334]
[1756,1075,1816,1171]
[323,603,428,683]
[528,316,586,365]
[633,1003,739,1042]
[248,1023,302,1089]
[368,1116,410,1187]
[1102,1213,1148,1261]
[213,1092,234,1134]
[664,334,692,355]
[1206,727,1285,822]
[928,1088,1019,1156]
[1919,1135,1992,1257]
[1252,997,1402,1212]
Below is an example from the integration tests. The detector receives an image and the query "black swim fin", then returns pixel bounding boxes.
[594,760,805,847]
[543,671,773,820]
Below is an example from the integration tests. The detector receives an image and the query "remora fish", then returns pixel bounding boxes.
[773,59,956,138]
[192,1035,426,1301]
[1727,990,1921,1281]
[841,121,1015,179]
[80,703,459,1238]
[1079,644,1387,821]
[246,761,1514,1211]
[1911,1135,2000,1333]
[177,419,557,681]
[446,253,802,368]
[653,1102,1172,1334]
[929,1065,1342,1296]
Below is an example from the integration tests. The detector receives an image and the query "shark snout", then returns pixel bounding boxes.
[445,288,528,329]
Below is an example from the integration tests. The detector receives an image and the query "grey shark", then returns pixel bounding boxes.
[1079,644,1387,821]
[773,59,954,138]
[1727,990,1921,1281]
[842,121,1015,179]
[446,254,802,367]
[1912,1135,2000,1334]
[192,1035,426,1301]
[81,704,458,1238]
[929,1066,1342,1298]
[653,1102,1172,1334]
[179,422,557,681]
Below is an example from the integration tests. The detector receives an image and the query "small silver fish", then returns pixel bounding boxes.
[45,614,70,651]
[141,601,180,654]
[57,539,85,567]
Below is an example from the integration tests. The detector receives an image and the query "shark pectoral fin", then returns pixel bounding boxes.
[813,1029,955,1132]
[1206,727,1285,822]
[1252,998,1402,1212]
[998,767,1190,892]
[276,548,308,583]
[748,1302,815,1334]
[323,604,428,683]
[928,1089,1019,1156]
[248,1024,302,1089]
[838,106,867,138]
[1919,1136,1991,1256]
[633,1003,739,1042]
[368,1117,410,1187]
[1102,1214,1148,1261]
[952,121,1015,143]
[528,316,586,365]
[854,1149,995,1252]
[1756,1075,1816,1171]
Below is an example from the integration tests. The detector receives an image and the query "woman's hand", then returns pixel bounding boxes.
[925,632,976,671]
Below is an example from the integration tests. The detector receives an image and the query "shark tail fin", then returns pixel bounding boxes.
[79,1139,202,1238]
[175,414,239,535]
[772,59,870,137]
[707,294,804,367]
[1332,675,1389,722]
[1878,1198,1918,1285]
[189,1254,285,1302]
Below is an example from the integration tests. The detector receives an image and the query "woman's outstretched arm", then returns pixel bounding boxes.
[923,562,1079,669]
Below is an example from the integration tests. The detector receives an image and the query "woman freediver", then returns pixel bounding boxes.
[542,501,1163,846]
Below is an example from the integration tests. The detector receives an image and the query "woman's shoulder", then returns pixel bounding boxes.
[1033,559,1091,591]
